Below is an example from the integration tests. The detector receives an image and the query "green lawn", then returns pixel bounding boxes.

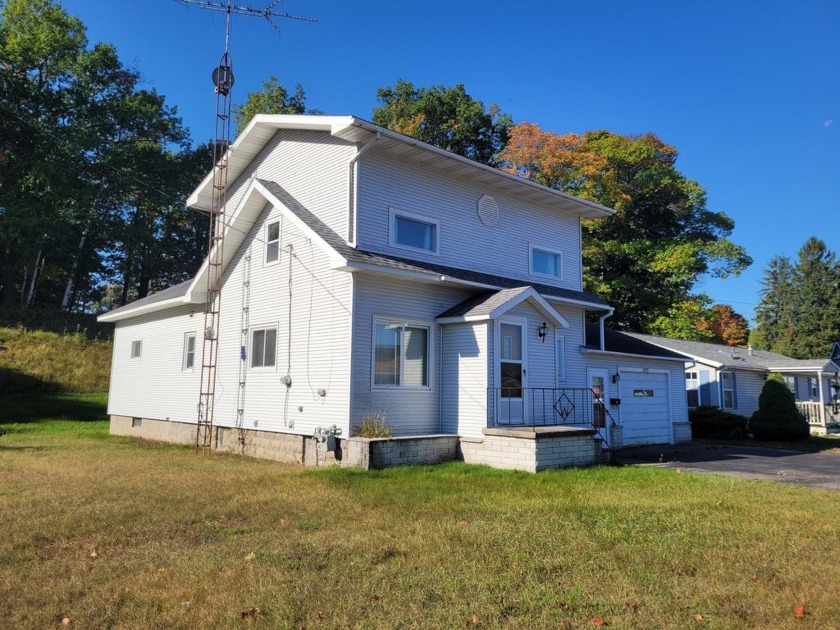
[2,394,840,628]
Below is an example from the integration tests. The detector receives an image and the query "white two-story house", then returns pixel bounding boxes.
[99,115,689,472]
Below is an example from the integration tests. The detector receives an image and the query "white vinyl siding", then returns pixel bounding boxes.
[357,151,583,291]
[441,322,487,438]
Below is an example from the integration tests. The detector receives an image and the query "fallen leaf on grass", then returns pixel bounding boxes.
[625,600,638,611]
[794,604,806,618]
[752,576,761,584]
[694,613,704,622]
[61,618,71,626]
[593,618,606,626]
[89,550,97,559]
[372,594,381,603]
[471,614,481,625]
[317,611,325,621]
[245,552,255,561]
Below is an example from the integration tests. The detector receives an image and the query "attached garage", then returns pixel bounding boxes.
[619,370,672,445]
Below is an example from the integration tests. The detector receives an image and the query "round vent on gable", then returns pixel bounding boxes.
[477,194,499,227]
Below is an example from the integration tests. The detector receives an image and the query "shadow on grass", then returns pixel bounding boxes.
[0,392,108,424]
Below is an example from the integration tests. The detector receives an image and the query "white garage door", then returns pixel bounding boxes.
[620,371,671,445]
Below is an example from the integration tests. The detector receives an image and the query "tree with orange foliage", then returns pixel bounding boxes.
[703,304,749,346]
[500,122,752,331]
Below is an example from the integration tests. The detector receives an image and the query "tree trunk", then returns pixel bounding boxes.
[61,228,89,310]
[24,247,44,307]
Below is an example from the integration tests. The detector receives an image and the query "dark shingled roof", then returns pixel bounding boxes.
[100,279,193,319]
[436,287,532,319]
[584,323,689,360]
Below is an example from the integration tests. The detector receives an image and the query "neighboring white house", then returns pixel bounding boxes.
[627,334,840,434]
[99,115,691,471]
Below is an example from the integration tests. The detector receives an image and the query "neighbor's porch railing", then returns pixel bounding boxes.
[796,401,826,429]
[487,387,619,449]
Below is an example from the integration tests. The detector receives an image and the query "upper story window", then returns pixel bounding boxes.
[182,332,196,371]
[373,319,430,388]
[265,220,280,264]
[131,340,142,359]
[530,245,563,279]
[389,208,439,255]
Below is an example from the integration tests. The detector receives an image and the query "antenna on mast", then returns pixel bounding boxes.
[177,0,316,454]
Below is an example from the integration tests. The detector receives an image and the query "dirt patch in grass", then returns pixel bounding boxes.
[2,402,840,628]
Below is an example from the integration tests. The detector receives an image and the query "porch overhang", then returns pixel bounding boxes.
[436,286,570,328]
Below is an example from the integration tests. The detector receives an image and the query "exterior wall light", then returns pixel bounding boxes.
[537,322,548,342]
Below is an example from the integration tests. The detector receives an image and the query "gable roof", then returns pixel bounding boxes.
[436,287,571,328]
[581,324,690,362]
[625,333,840,373]
[187,114,616,220]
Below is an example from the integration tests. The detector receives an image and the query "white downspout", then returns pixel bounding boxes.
[817,370,826,429]
[347,131,381,246]
[598,309,614,352]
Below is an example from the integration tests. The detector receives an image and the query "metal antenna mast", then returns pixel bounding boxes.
[178,0,316,453]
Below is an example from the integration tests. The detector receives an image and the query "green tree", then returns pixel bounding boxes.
[752,239,840,359]
[501,123,752,330]
[233,75,307,135]
[749,375,809,441]
[0,0,190,311]
[372,80,511,166]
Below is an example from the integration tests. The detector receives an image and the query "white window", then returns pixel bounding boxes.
[373,319,430,388]
[530,245,563,279]
[721,372,734,409]
[810,378,818,398]
[131,340,142,359]
[266,220,280,264]
[556,335,566,382]
[686,371,699,408]
[250,327,277,368]
[183,332,196,371]
[389,208,439,254]
[783,375,795,393]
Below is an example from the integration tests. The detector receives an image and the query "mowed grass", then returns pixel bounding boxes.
[2,396,840,628]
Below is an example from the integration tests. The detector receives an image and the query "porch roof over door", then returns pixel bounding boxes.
[436,286,570,328]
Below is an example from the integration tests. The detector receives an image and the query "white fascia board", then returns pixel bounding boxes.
[545,295,612,311]
[437,314,491,324]
[341,261,444,283]
[768,366,827,373]
[719,364,769,373]
[96,296,194,323]
[579,348,690,363]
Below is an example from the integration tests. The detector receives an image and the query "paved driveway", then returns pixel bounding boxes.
[616,442,840,490]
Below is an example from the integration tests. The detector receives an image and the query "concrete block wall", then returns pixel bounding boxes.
[534,434,599,471]
[673,422,692,444]
[343,436,460,469]
[460,428,599,473]
[110,415,195,445]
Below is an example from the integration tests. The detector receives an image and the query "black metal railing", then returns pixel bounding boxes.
[487,387,620,451]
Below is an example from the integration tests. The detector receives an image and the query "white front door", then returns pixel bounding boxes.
[499,319,527,424]
[588,368,610,442]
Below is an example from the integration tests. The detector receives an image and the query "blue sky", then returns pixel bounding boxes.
[61,0,839,322]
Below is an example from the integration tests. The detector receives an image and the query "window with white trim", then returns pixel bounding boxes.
[265,220,280,264]
[810,377,818,398]
[250,327,277,368]
[686,371,699,408]
[721,372,734,409]
[556,335,566,382]
[182,332,196,371]
[530,246,563,279]
[373,320,430,388]
[131,340,142,359]
[390,208,439,254]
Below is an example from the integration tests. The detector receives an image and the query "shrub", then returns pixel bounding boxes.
[749,379,809,441]
[689,405,748,439]
[353,411,392,438]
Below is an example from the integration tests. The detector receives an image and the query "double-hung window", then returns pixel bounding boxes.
[251,327,277,369]
[131,340,142,359]
[265,220,280,264]
[373,320,430,388]
[182,332,196,371]
[530,245,563,279]
[390,208,439,254]
[685,371,699,408]
[721,372,734,409]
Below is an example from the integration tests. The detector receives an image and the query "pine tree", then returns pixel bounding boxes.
[751,255,796,354]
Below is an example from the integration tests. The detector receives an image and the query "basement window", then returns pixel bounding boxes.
[132,417,142,428]
[131,340,142,359]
